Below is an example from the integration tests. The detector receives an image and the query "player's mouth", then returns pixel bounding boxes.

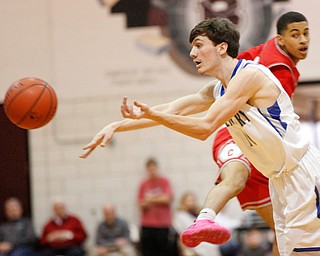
[194,60,202,68]
[298,47,308,54]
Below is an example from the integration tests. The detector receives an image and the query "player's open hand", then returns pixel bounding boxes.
[79,123,117,159]
[121,96,151,119]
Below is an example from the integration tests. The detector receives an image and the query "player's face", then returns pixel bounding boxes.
[277,21,309,64]
[189,35,220,75]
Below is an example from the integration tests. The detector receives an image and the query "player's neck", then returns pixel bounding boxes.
[215,58,239,86]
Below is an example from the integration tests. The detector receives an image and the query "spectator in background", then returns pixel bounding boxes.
[39,198,87,256]
[0,197,37,256]
[236,211,273,256]
[239,229,270,256]
[94,202,137,256]
[137,158,177,256]
[174,191,221,256]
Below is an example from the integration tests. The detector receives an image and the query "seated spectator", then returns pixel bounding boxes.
[0,197,37,256]
[39,198,87,256]
[174,191,221,256]
[239,229,270,256]
[237,211,272,256]
[94,203,137,256]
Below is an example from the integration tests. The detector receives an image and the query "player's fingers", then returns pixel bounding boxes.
[79,147,95,159]
[80,132,110,158]
[121,96,130,112]
[83,133,105,150]
[122,96,128,105]
[80,147,95,159]
[134,101,149,116]
[82,141,95,150]
[101,134,112,146]
[121,97,131,117]
[134,100,146,110]
[121,105,130,117]
[134,100,141,107]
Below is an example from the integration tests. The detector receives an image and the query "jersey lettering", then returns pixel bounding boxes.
[225,110,257,147]
[228,148,234,156]
[226,110,251,127]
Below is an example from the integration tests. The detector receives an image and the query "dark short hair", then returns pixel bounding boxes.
[146,158,158,167]
[277,11,307,35]
[189,17,240,58]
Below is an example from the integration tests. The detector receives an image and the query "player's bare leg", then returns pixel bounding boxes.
[181,162,249,247]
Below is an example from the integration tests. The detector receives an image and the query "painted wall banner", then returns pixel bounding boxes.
[100,0,320,81]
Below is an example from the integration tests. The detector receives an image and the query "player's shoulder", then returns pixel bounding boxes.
[236,59,262,75]
[198,79,220,97]
[236,60,271,84]
[243,60,269,73]
[204,78,219,88]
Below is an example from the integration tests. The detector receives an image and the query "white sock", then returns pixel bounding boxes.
[197,208,216,221]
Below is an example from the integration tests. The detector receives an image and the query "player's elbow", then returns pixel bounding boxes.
[197,123,214,141]
[198,134,209,141]
[198,131,211,141]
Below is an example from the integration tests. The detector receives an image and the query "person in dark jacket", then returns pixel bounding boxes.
[94,203,137,256]
[0,197,37,256]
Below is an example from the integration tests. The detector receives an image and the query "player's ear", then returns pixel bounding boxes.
[276,34,285,47]
[219,42,228,54]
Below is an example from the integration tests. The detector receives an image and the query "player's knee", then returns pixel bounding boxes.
[220,177,246,195]
[231,179,246,194]
[220,165,249,194]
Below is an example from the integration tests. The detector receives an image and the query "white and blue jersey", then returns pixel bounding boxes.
[213,59,309,178]
[213,59,320,255]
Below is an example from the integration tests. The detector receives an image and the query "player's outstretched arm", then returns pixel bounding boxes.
[80,80,217,158]
[122,71,259,140]
[79,116,161,159]
[121,98,218,140]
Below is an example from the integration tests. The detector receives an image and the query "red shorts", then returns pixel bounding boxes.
[212,127,271,210]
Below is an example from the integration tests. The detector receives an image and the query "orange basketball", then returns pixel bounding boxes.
[4,77,58,129]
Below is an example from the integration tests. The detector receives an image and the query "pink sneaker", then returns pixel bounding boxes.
[181,219,231,247]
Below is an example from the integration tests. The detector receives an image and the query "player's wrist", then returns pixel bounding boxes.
[149,109,161,121]
[111,121,121,131]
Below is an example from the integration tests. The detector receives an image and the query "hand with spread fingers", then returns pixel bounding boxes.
[80,123,119,159]
[80,97,152,159]
[121,96,151,120]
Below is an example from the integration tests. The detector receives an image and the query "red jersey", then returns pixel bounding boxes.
[40,214,87,249]
[138,176,173,227]
[238,37,299,98]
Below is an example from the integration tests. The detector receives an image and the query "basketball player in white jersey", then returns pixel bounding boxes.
[118,18,320,255]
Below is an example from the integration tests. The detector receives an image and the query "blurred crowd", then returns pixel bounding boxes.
[0,158,273,256]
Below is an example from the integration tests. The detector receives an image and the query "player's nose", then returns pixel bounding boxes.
[300,34,309,44]
[189,47,197,58]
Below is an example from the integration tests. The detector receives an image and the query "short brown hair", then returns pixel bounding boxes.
[189,17,240,58]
